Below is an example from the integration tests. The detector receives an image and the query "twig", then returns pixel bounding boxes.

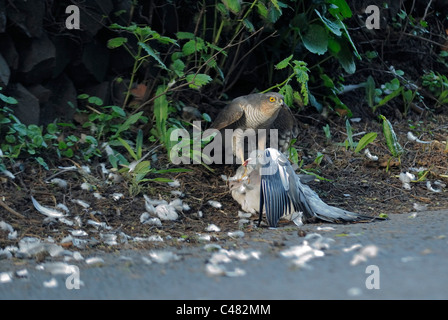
[422,0,433,21]
[0,198,25,219]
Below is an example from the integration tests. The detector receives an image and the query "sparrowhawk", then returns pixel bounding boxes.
[209,92,298,164]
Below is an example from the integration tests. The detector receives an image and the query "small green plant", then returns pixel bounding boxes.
[1,106,55,170]
[354,132,377,154]
[0,87,18,105]
[380,114,404,171]
[337,119,377,153]
[421,71,448,107]
[77,94,147,142]
[343,119,355,150]
[264,56,310,109]
[287,138,299,165]
[366,70,420,115]
[113,129,191,196]
[322,124,331,142]
[107,23,177,107]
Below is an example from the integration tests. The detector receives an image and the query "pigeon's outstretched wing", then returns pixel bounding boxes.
[258,148,385,227]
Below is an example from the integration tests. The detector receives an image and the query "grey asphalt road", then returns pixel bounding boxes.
[1,209,447,300]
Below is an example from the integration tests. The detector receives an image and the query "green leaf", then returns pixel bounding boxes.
[315,10,343,36]
[275,54,293,70]
[134,26,156,38]
[107,37,128,49]
[111,105,126,117]
[109,23,137,32]
[156,36,177,45]
[153,85,168,140]
[374,87,402,111]
[365,75,376,108]
[118,137,138,161]
[270,0,281,11]
[186,74,212,89]
[355,132,377,153]
[113,111,144,138]
[0,93,18,105]
[155,168,192,174]
[385,78,400,91]
[221,0,241,14]
[256,2,268,18]
[46,123,58,134]
[216,3,229,16]
[35,157,49,170]
[279,84,294,107]
[136,129,143,159]
[302,24,328,55]
[171,59,185,77]
[334,38,356,74]
[176,32,195,40]
[77,93,89,100]
[182,39,204,56]
[328,0,352,18]
[267,5,282,23]
[328,38,341,54]
[138,42,167,70]
[88,96,103,106]
[242,19,255,32]
[380,115,404,158]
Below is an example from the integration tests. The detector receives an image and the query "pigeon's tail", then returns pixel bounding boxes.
[296,178,386,223]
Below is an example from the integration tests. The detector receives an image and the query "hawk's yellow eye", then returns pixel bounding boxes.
[269,96,276,102]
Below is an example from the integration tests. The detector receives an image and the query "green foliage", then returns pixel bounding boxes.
[114,129,191,196]
[265,56,310,108]
[77,94,147,142]
[380,115,404,171]
[335,120,377,153]
[0,87,18,105]
[107,23,177,107]
[421,71,448,107]
[366,72,420,115]
[343,119,355,150]
[354,132,377,154]
[322,124,331,142]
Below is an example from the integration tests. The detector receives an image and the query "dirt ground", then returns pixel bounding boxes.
[1,110,447,255]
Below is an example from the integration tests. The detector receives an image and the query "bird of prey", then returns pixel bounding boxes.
[209,92,298,164]
[228,148,386,228]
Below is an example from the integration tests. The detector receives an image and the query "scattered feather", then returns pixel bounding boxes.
[207,200,222,208]
[149,251,181,264]
[31,196,66,218]
[206,224,221,232]
[71,199,90,209]
[350,244,379,266]
[49,178,68,189]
